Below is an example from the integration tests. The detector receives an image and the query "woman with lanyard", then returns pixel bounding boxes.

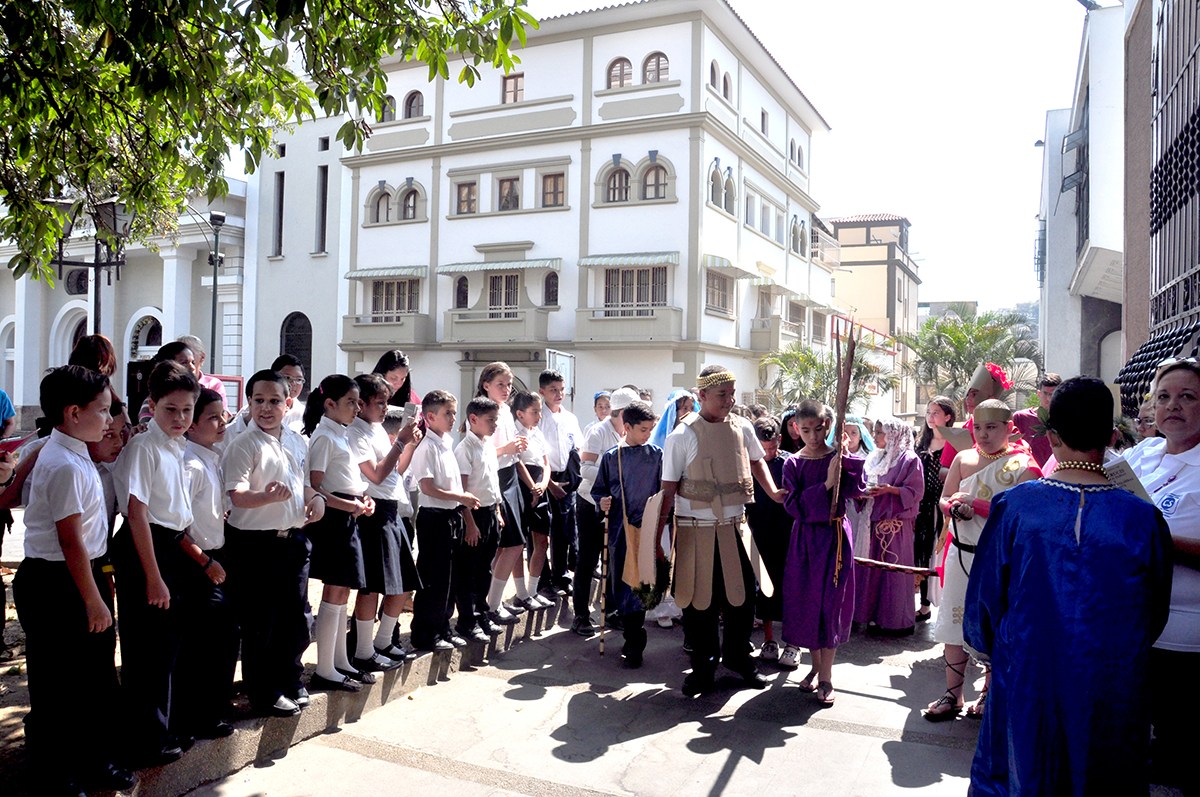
[1120,357,1200,790]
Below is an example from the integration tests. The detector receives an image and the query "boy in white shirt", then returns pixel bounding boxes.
[16,366,134,795]
[111,360,199,766]
[455,397,508,641]
[537,369,583,601]
[175,388,239,739]
[409,390,479,651]
[220,369,325,717]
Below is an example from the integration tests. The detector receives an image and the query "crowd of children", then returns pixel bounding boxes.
[7,335,1070,796]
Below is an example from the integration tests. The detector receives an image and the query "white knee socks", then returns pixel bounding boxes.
[316,601,346,680]
[355,618,376,660]
[375,613,399,650]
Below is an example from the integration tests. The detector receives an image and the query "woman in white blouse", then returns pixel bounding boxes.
[1122,358,1200,789]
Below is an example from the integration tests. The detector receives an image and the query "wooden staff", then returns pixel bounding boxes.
[828,322,858,585]
[599,521,608,655]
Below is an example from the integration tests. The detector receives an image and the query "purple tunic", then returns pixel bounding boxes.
[780,451,867,650]
[853,451,924,631]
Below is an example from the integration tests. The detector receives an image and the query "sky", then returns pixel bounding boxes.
[526,0,1098,311]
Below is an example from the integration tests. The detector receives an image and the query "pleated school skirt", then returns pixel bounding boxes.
[308,494,367,589]
[358,497,420,594]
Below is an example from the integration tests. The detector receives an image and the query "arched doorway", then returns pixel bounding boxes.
[281,312,313,399]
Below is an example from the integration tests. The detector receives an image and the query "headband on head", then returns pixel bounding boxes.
[697,370,736,390]
[974,405,1012,424]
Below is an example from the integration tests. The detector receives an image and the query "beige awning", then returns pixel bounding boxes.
[578,252,680,268]
[437,258,562,274]
[345,266,428,280]
[702,254,757,279]
[749,277,799,297]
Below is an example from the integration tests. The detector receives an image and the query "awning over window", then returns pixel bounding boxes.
[578,252,680,268]
[437,258,562,275]
[1116,320,1200,416]
[749,277,799,297]
[702,254,757,279]
[344,266,428,280]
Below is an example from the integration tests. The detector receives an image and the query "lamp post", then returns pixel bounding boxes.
[209,211,225,365]
[48,198,133,334]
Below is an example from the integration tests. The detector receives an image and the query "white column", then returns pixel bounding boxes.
[160,246,195,342]
[13,275,45,413]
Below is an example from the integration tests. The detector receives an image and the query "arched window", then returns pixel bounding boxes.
[710,60,719,88]
[722,73,732,101]
[723,177,736,215]
[374,192,391,223]
[543,272,559,306]
[455,276,469,309]
[403,91,424,119]
[791,220,802,253]
[643,165,668,200]
[402,189,418,220]
[709,169,723,206]
[71,317,88,353]
[790,140,796,163]
[280,312,312,399]
[378,95,396,123]
[607,169,630,203]
[607,58,632,89]
[643,52,669,83]
[795,143,804,169]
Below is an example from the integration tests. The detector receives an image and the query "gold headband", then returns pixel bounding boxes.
[697,370,736,390]
[974,406,1012,424]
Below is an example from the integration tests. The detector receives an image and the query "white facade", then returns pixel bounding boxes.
[248,0,835,411]
[1038,5,1124,383]
[0,186,247,425]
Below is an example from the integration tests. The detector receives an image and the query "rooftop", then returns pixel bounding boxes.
[829,213,910,225]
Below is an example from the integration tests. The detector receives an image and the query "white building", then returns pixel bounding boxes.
[1038,5,1124,383]
[3,0,839,421]
[250,0,836,409]
[0,187,247,426]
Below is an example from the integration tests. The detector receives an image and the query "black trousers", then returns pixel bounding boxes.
[411,507,463,645]
[543,477,576,590]
[680,530,756,676]
[15,558,121,780]
[455,505,500,632]
[112,522,185,750]
[173,546,239,731]
[574,499,605,617]
[1150,647,1200,792]
[222,525,311,705]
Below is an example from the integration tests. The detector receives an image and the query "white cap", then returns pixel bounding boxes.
[609,388,640,412]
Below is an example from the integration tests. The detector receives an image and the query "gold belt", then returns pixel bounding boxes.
[674,514,745,528]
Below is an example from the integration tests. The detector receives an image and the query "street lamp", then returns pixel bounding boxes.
[209,211,226,362]
[47,197,134,334]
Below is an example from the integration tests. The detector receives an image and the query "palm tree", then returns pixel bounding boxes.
[898,302,1043,404]
[761,340,898,412]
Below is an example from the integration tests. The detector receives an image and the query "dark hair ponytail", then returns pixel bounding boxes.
[302,374,356,435]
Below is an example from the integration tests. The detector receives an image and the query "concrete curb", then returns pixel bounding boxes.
[131,602,571,797]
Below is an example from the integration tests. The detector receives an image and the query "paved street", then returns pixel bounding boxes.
[187,610,978,797]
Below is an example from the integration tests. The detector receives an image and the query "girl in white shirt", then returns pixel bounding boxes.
[514,391,553,610]
[303,375,378,692]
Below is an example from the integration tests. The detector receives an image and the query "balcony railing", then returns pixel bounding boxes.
[750,315,801,351]
[443,307,549,344]
[576,306,683,342]
[810,228,841,271]
[341,312,435,348]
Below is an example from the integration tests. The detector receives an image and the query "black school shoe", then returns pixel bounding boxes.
[292,688,311,709]
[310,673,363,692]
[456,625,491,644]
[478,616,504,635]
[78,763,136,792]
[193,720,235,740]
[257,694,303,716]
[353,651,403,672]
[337,666,377,685]
[375,643,418,662]
[441,631,468,648]
[681,670,715,697]
[411,636,453,651]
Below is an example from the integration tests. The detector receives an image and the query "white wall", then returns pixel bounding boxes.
[1040,108,1082,377]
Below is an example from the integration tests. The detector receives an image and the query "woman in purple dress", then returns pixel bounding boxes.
[780,400,867,705]
[855,417,924,636]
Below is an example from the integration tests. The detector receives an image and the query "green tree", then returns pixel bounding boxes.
[761,340,898,412]
[899,302,1043,403]
[1,0,536,281]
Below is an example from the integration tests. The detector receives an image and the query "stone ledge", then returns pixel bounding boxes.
[129,602,571,797]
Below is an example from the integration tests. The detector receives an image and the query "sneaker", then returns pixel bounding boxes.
[759,640,780,662]
[571,615,596,637]
[778,644,801,670]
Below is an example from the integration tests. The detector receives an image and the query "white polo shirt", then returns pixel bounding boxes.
[516,420,548,469]
[493,404,518,469]
[1120,436,1200,651]
[113,419,193,531]
[455,431,502,507]
[347,417,414,517]
[308,416,368,496]
[23,430,109,561]
[184,440,226,550]
[539,406,582,473]
[663,416,764,521]
[410,429,463,510]
[221,419,308,530]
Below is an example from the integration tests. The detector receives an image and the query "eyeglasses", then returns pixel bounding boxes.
[286,377,306,386]
[1136,418,1156,429]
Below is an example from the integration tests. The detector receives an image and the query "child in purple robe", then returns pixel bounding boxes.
[780,400,867,706]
